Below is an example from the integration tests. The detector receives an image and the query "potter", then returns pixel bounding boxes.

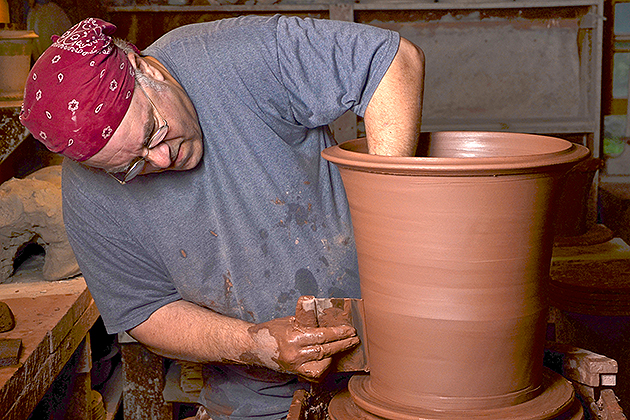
[19,16,424,419]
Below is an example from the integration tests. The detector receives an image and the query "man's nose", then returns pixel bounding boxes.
[145,142,173,169]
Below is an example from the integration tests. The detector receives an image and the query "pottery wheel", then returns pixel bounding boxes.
[329,368,583,420]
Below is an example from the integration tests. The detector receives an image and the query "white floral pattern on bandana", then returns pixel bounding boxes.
[53,18,114,56]
[102,126,113,139]
[19,17,136,161]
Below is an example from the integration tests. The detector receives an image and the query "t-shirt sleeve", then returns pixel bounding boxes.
[275,16,400,128]
[145,15,399,134]
[62,162,181,334]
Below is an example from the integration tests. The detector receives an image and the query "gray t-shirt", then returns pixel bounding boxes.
[63,14,399,419]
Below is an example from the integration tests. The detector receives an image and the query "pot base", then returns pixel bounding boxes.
[329,368,583,420]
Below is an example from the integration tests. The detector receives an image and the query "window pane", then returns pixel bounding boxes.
[616,2,630,34]
[604,115,627,156]
[613,52,630,98]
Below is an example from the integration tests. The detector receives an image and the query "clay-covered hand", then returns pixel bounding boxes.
[247,316,359,380]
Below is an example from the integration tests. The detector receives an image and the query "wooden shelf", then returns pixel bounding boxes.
[0,277,100,420]
[107,0,602,13]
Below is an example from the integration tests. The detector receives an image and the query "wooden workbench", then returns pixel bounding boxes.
[0,277,99,420]
[549,237,630,415]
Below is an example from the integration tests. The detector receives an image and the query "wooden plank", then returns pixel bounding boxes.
[0,296,77,408]
[0,278,99,420]
[0,339,21,367]
[598,389,627,420]
[354,0,600,9]
[107,0,601,13]
[545,342,618,387]
[121,342,173,420]
[101,363,123,420]
[552,237,630,262]
[329,3,353,21]
[48,287,93,354]
[108,4,329,13]
[421,117,597,135]
[287,389,309,420]
[2,300,98,420]
[0,278,88,299]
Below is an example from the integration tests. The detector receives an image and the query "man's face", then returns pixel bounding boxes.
[84,57,203,180]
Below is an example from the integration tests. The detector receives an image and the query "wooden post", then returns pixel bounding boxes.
[120,339,173,420]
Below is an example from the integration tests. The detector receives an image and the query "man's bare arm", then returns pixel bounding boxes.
[128,299,359,379]
[364,37,425,157]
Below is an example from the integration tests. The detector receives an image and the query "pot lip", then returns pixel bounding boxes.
[322,133,591,176]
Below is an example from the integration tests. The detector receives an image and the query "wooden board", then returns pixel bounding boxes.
[0,277,99,420]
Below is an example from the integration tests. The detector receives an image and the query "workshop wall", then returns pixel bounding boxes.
[6,0,105,27]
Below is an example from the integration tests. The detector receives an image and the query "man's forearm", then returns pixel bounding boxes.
[364,37,425,157]
[128,299,257,364]
[128,298,360,379]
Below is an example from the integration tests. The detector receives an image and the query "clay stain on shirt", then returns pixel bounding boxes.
[223,271,234,312]
[286,203,309,226]
[295,268,319,296]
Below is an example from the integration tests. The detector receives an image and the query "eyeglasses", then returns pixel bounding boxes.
[109,84,169,184]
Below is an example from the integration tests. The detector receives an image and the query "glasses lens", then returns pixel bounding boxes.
[148,124,168,149]
[123,158,146,183]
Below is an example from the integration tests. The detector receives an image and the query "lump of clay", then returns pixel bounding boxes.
[0,165,80,282]
[0,301,15,332]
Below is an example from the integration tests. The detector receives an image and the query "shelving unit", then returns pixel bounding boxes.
[107,0,604,154]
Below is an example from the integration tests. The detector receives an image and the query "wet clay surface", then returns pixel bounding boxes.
[322,134,589,417]
[329,369,584,420]
[333,167,556,408]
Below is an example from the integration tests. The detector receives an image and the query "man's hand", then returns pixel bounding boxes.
[247,316,359,379]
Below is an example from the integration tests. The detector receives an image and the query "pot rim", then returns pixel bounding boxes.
[322,132,591,176]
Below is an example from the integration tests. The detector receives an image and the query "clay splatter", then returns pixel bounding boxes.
[295,268,319,296]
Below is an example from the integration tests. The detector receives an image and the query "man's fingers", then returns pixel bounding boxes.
[303,336,360,361]
[296,336,360,380]
[293,324,357,347]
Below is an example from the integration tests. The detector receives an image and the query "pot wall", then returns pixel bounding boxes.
[323,133,590,413]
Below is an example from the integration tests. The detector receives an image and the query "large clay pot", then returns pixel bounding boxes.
[323,132,589,419]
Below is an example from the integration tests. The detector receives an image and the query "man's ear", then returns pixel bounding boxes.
[126,51,165,82]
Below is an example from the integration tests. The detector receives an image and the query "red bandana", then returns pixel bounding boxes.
[19,18,136,161]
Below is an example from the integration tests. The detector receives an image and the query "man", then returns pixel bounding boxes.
[20,15,424,419]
